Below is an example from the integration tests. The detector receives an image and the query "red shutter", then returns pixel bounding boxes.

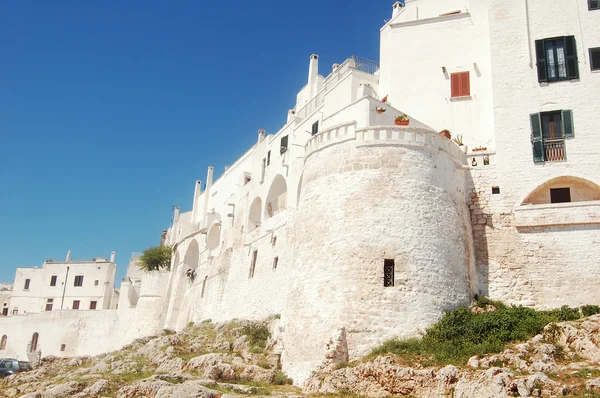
[461,71,470,96]
[451,73,460,97]
[451,72,470,97]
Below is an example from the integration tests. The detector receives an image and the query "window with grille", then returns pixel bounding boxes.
[249,250,258,279]
[450,72,470,97]
[72,300,80,310]
[89,301,97,310]
[535,36,579,82]
[94,280,99,286]
[384,259,395,287]
[50,275,57,286]
[60,344,66,351]
[590,48,600,71]
[74,275,84,287]
[530,110,573,163]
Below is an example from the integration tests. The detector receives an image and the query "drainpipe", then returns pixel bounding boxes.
[61,266,69,309]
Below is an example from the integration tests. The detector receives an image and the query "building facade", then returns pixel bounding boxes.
[1,0,599,385]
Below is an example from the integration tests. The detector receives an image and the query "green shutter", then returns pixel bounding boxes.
[530,113,544,163]
[535,40,547,83]
[565,36,579,79]
[562,110,574,137]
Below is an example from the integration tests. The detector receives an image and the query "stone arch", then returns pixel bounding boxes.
[206,223,220,250]
[30,332,39,352]
[0,335,6,350]
[184,239,200,271]
[248,197,262,232]
[265,174,288,218]
[521,176,600,205]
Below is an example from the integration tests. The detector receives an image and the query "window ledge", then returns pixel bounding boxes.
[449,95,472,102]
[514,200,600,228]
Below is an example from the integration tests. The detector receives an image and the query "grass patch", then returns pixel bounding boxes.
[368,301,597,366]
[242,321,271,349]
[273,370,293,385]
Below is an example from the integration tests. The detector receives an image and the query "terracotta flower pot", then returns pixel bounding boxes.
[395,119,409,126]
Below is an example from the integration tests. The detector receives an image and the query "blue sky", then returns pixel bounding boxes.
[0,1,388,283]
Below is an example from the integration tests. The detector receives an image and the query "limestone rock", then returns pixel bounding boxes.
[154,381,221,398]
[116,379,170,398]
[238,365,275,383]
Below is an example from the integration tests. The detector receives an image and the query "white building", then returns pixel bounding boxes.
[8,252,118,315]
[1,0,600,385]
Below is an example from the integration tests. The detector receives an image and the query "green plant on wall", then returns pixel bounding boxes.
[138,245,172,271]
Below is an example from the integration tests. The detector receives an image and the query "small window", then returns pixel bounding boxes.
[45,301,53,311]
[249,250,258,279]
[535,36,579,82]
[273,256,279,270]
[72,300,80,310]
[94,280,99,286]
[60,344,66,352]
[590,48,600,71]
[450,71,470,97]
[311,120,319,136]
[12,309,18,315]
[550,188,571,203]
[74,275,84,287]
[50,275,57,287]
[271,236,277,246]
[280,135,289,154]
[2,308,7,316]
[267,150,271,166]
[384,259,395,287]
[89,301,97,310]
[589,0,599,10]
[24,279,30,290]
[492,186,500,194]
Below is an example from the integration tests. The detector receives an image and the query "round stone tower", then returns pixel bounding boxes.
[282,122,474,383]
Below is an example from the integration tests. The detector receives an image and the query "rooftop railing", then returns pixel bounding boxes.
[350,55,380,75]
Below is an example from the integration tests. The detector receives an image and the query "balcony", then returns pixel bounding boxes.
[543,138,566,162]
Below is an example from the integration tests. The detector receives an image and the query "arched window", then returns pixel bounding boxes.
[265,175,288,219]
[30,332,39,352]
[247,197,262,232]
[184,240,200,271]
[206,223,220,250]
[0,335,6,350]
[521,176,600,205]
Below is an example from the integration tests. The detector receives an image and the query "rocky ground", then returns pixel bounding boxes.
[4,315,600,397]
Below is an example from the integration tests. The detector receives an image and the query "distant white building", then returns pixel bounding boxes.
[9,251,118,315]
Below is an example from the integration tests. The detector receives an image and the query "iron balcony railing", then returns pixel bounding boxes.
[543,138,566,162]
[350,55,380,74]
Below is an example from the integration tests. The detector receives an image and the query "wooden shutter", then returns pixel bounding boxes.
[451,73,460,97]
[530,113,544,163]
[461,71,470,96]
[562,110,574,137]
[535,40,547,83]
[565,36,579,79]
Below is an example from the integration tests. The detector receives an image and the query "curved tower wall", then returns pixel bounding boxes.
[282,124,473,383]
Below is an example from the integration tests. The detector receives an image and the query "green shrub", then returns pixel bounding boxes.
[242,322,270,348]
[474,295,507,310]
[542,305,581,322]
[369,301,570,365]
[138,245,172,271]
[581,305,600,317]
[273,370,293,385]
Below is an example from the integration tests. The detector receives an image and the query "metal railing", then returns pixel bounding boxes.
[544,138,566,162]
[350,55,380,75]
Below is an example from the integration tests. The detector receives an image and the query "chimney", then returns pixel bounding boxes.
[332,63,340,72]
[257,129,266,144]
[110,251,116,263]
[203,166,214,219]
[173,206,180,223]
[192,180,202,223]
[65,250,71,263]
[392,1,405,18]
[287,109,296,123]
[308,54,319,99]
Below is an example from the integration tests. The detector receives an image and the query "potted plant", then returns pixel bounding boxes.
[395,114,409,126]
[440,129,452,139]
